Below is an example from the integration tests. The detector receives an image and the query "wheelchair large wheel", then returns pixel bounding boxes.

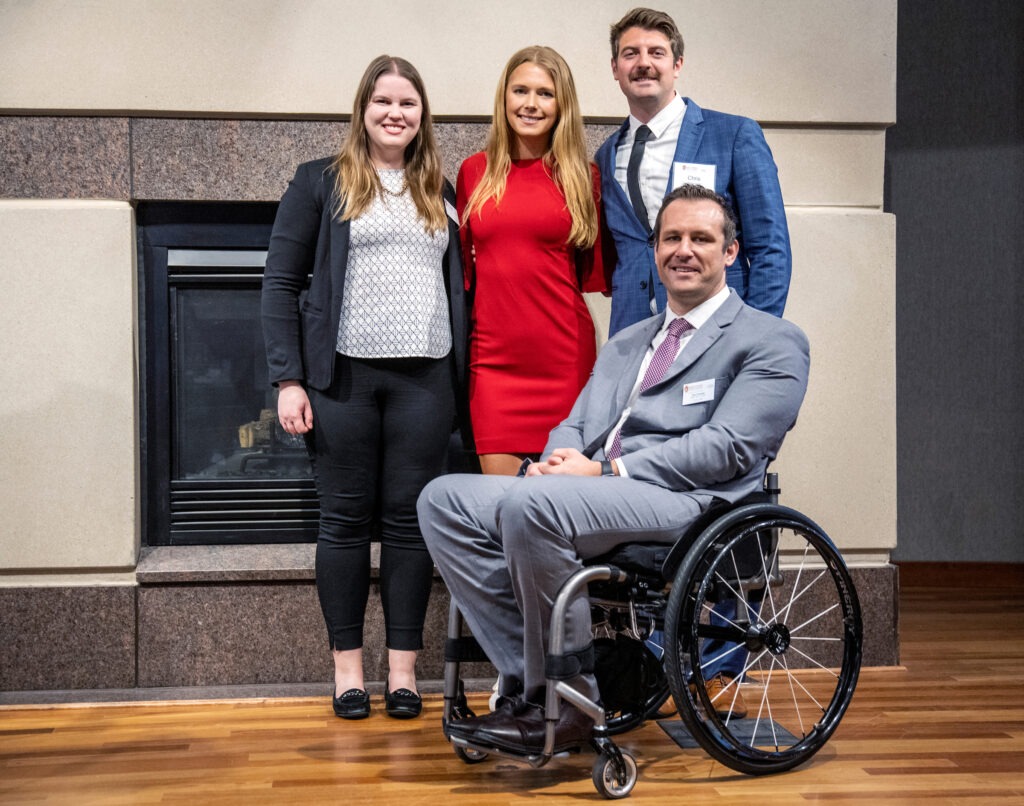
[664,505,862,775]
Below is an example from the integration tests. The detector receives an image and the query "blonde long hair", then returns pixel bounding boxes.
[330,55,447,232]
[462,46,598,248]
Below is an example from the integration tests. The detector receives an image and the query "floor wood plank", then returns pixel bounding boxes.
[2,585,1023,803]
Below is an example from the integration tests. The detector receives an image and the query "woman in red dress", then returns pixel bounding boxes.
[458,46,608,476]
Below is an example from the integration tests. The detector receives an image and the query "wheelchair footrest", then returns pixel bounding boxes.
[449,732,583,766]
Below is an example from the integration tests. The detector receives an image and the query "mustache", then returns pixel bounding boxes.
[629,67,660,81]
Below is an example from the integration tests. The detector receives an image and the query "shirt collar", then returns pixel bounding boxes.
[660,285,732,333]
[629,94,686,141]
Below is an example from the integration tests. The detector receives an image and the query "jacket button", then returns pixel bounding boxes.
[639,280,648,290]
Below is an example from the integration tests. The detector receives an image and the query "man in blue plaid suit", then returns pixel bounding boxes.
[596,7,791,336]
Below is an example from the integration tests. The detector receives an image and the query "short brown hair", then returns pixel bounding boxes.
[654,184,737,249]
[610,7,684,61]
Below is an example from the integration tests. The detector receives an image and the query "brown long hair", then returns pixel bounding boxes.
[330,55,446,232]
[462,46,598,248]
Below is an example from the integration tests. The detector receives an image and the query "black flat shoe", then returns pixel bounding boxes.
[332,688,370,720]
[385,680,422,719]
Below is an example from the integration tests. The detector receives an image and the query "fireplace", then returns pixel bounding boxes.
[139,203,317,545]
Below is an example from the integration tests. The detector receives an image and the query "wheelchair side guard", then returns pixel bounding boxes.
[661,502,828,578]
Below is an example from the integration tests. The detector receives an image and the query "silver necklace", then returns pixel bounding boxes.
[379,170,408,197]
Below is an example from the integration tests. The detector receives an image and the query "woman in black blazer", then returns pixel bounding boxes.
[261,55,466,720]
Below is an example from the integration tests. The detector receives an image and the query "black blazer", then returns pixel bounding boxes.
[261,156,468,402]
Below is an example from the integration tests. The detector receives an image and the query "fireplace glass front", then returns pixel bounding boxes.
[141,204,318,545]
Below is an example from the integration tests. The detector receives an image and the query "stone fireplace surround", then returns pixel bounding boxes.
[0,115,898,699]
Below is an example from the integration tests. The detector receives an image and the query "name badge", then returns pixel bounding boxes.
[444,199,459,223]
[682,378,715,405]
[672,162,717,192]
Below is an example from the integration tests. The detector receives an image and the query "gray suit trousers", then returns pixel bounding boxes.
[417,473,711,701]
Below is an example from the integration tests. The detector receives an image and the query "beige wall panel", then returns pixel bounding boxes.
[0,1,895,123]
[0,201,139,571]
[767,129,887,209]
[775,209,897,554]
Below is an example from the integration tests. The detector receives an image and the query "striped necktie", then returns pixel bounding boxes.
[607,317,693,459]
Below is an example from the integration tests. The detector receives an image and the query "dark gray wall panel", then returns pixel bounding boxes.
[887,0,1024,561]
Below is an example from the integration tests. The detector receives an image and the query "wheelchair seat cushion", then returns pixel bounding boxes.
[586,543,670,583]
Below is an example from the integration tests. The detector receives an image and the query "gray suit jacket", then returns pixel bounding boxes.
[543,290,810,503]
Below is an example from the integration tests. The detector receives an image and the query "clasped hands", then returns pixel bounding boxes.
[524,448,604,477]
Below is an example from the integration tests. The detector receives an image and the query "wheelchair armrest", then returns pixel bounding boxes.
[660,497,733,578]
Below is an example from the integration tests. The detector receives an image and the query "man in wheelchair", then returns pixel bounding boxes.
[418,184,810,756]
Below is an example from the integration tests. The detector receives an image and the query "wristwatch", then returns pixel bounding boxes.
[600,460,617,477]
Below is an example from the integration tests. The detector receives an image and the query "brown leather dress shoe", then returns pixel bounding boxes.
[454,701,594,755]
[446,695,519,739]
[692,673,748,719]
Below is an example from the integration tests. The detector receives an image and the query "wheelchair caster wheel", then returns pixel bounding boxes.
[453,744,489,764]
[592,749,637,799]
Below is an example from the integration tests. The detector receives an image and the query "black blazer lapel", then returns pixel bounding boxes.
[327,213,350,363]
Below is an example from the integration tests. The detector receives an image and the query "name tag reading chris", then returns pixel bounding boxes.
[672,162,716,191]
[682,378,715,405]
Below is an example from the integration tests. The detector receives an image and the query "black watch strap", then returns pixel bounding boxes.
[600,460,616,476]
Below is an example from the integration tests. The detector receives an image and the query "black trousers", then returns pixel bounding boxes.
[306,353,455,652]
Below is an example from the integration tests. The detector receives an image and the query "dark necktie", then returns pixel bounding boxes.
[607,317,694,459]
[626,124,653,233]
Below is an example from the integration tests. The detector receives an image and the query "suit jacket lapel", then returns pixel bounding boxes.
[655,292,743,386]
[604,119,651,239]
[668,97,706,194]
[615,316,663,407]
[599,119,629,175]
[584,316,663,456]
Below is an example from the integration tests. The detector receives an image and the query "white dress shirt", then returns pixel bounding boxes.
[614,94,687,231]
[606,285,732,477]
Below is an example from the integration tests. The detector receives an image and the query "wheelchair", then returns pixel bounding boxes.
[441,472,863,799]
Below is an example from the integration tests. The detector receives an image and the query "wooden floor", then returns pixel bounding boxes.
[2,586,1023,804]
